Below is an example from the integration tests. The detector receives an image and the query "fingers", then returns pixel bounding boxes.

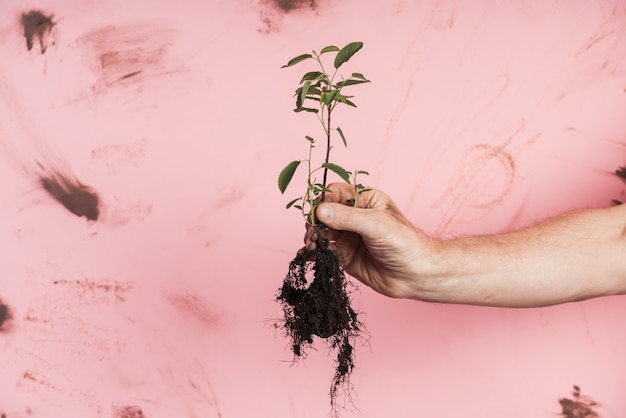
[321,183,356,204]
[304,183,396,249]
[322,182,382,208]
[316,201,381,240]
[303,225,319,251]
[303,223,341,251]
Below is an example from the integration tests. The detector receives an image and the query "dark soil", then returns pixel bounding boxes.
[275,228,363,413]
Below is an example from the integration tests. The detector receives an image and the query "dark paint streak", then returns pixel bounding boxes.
[616,166,626,183]
[20,10,55,54]
[0,299,11,333]
[559,385,600,418]
[113,405,146,418]
[259,0,318,33]
[39,172,100,221]
[272,0,317,12]
[119,71,142,81]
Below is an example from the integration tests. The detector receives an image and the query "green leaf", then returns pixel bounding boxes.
[314,183,332,194]
[300,71,324,83]
[336,78,370,88]
[334,41,363,69]
[294,107,319,113]
[352,72,367,80]
[305,135,315,143]
[295,89,303,110]
[281,53,313,68]
[322,89,339,105]
[286,197,301,209]
[320,45,340,54]
[356,170,369,175]
[322,162,351,183]
[308,87,322,96]
[300,81,311,106]
[278,160,301,193]
[294,86,322,110]
[336,127,347,147]
[335,93,357,107]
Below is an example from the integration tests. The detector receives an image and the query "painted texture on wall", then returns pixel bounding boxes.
[0,0,625,417]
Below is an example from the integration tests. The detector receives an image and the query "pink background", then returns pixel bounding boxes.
[1,0,626,417]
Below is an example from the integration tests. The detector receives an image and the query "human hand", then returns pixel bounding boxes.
[304,183,440,300]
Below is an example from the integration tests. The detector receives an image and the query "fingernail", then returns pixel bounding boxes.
[319,205,334,222]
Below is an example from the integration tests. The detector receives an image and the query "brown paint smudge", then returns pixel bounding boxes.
[77,23,179,91]
[20,10,55,54]
[164,288,221,330]
[18,370,58,391]
[0,299,12,333]
[259,0,318,33]
[113,405,146,418]
[53,278,133,303]
[271,0,317,12]
[559,385,600,418]
[91,138,148,169]
[616,166,626,183]
[39,171,100,221]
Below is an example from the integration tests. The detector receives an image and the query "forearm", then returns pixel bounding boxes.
[419,205,626,307]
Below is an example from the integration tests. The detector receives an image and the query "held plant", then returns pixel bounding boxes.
[278,41,371,225]
[274,42,371,416]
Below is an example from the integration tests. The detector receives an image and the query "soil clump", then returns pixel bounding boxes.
[275,229,363,413]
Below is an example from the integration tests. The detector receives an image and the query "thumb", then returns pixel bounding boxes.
[317,202,377,238]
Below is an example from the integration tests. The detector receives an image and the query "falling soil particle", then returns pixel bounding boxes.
[20,10,55,54]
[275,228,364,414]
[39,171,100,221]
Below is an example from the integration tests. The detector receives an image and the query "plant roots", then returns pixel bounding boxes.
[275,230,364,414]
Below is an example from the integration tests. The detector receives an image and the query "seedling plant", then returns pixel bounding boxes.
[275,41,370,415]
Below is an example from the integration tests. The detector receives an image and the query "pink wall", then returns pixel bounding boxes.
[1,0,625,417]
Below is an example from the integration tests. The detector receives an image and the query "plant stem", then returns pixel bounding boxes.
[321,106,332,202]
[306,140,314,225]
